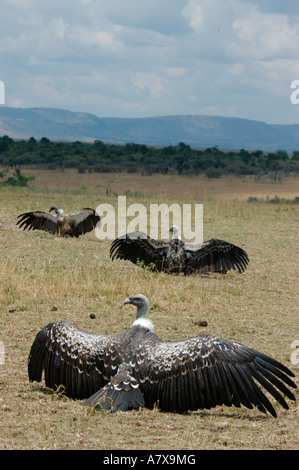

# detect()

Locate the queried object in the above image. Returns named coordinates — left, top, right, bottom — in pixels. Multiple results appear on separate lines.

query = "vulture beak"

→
left=124, top=297, right=132, bottom=305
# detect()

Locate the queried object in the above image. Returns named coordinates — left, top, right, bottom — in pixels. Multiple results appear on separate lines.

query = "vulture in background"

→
left=110, top=226, right=249, bottom=274
left=17, top=206, right=101, bottom=238
left=28, top=294, right=296, bottom=416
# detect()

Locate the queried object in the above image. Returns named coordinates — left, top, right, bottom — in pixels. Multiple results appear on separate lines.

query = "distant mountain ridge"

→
left=0, top=106, right=298, bottom=151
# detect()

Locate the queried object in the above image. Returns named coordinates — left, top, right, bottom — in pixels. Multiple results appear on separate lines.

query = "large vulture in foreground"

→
left=28, top=294, right=296, bottom=416
left=17, top=206, right=101, bottom=238
left=110, top=226, right=249, bottom=274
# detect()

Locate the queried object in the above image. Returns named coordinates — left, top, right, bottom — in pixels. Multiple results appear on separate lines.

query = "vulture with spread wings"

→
left=110, top=226, right=249, bottom=274
left=28, top=294, right=296, bottom=416
left=17, top=206, right=101, bottom=238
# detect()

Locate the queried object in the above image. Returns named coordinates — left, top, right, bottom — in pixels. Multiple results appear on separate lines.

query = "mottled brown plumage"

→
left=28, top=295, right=296, bottom=416
left=17, top=206, right=100, bottom=237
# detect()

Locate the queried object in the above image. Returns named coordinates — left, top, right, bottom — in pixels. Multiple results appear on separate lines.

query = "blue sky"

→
left=1, top=0, right=299, bottom=123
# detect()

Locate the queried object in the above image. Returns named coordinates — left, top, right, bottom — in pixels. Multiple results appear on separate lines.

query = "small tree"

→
left=2, top=168, right=35, bottom=187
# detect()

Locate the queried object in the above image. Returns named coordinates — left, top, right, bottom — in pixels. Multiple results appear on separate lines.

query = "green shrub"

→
left=2, top=168, right=35, bottom=187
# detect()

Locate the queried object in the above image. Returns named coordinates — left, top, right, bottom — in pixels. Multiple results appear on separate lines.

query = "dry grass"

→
left=0, top=170, right=298, bottom=450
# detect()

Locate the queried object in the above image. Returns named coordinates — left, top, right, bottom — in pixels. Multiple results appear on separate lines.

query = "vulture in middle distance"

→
left=17, top=206, right=101, bottom=238
left=28, top=294, right=297, bottom=416
left=110, top=226, right=249, bottom=274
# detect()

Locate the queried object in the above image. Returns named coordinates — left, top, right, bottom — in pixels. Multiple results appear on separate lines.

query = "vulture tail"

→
left=82, top=365, right=145, bottom=412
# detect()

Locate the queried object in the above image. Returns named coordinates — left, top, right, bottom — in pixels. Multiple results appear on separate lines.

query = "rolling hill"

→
left=0, top=106, right=298, bottom=151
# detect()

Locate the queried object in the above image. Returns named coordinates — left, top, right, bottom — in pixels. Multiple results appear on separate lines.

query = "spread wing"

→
left=136, top=334, right=296, bottom=416
left=110, top=231, right=169, bottom=271
left=17, top=211, right=59, bottom=235
left=184, top=238, right=249, bottom=273
left=28, top=321, right=124, bottom=399
left=29, top=324, right=297, bottom=416
left=69, top=208, right=101, bottom=237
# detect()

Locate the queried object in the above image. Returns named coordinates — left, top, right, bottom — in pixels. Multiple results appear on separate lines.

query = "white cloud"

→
left=105, top=0, right=191, bottom=35
left=182, top=0, right=205, bottom=31
left=0, top=0, right=298, bottom=123
left=227, top=63, right=246, bottom=75
left=231, top=8, right=299, bottom=60
left=132, top=72, right=168, bottom=98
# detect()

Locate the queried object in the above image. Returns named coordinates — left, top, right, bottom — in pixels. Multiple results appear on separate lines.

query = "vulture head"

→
left=124, top=294, right=154, bottom=330
left=169, top=225, right=181, bottom=241
left=49, top=206, right=63, bottom=215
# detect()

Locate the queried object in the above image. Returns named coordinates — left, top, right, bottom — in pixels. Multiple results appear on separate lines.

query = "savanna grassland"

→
left=0, top=169, right=298, bottom=450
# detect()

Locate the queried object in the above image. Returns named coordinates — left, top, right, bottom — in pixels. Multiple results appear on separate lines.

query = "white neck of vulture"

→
left=133, top=317, right=154, bottom=332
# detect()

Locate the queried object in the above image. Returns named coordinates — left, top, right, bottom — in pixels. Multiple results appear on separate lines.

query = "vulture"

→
left=17, top=206, right=101, bottom=238
left=110, top=226, right=249, bottom=274
left=28, top=294, right=297, bottom=417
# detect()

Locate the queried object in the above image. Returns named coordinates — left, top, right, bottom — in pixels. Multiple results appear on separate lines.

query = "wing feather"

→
left=28, top=321, right=124, bottom=399
left=138, top=334, right=296, bottom=415
left=69, top=208, right=101, bottom=237
left=110, top=231, right=169, bottom=271
left=17, top=211, right=59, bottom=235
left=184, top=238, right=249, bottom=273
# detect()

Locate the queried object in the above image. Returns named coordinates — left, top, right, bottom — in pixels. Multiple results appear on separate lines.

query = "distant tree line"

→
left=0, top=135, right=298, bottom=179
